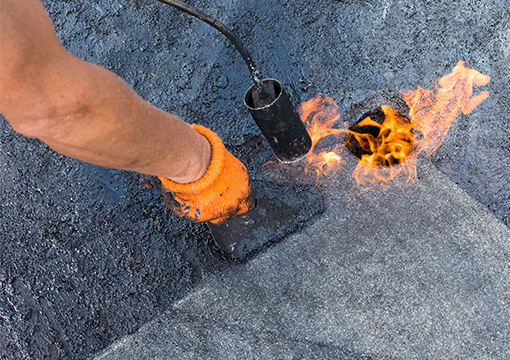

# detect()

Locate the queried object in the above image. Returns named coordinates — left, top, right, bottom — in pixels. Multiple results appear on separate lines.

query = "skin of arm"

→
left=0, top=0, right=211, bottom=183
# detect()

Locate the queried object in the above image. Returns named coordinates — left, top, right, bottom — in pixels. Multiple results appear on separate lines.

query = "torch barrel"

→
left=245, top=79, right=312, bottom=163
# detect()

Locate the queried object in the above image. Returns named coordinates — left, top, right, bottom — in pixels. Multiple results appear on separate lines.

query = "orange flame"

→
left=295, top=61, right=490, bottom=187
left=299, top=94, right=347, bottom=178
left=401, top=60, right=491, bottom=156
left=350, top=105, right=417, bottom=185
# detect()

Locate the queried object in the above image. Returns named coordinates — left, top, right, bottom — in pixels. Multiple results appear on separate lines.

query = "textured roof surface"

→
left=1, top=0, right=509, bottom=359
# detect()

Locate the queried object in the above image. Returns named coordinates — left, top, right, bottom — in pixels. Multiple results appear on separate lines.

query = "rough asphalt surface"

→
left=1, top=0, right=509, bottom=359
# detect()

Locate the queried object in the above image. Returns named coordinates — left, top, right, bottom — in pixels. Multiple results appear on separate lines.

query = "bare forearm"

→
left=31, top=59, right=211, bottom=182
left=2, top=57, right=211, bottom=182
left=0, top=0, right=211, bottom=183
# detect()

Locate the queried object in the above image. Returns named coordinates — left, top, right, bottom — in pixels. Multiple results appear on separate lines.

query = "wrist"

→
left=178, top=132, right=212, bottom=183
left=159, top=124, right=224, bottom=190
left=165, top=127, right=212, bottom=184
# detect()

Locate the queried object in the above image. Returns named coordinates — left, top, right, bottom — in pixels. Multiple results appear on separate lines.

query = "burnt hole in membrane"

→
left=346, top=106, right=413, bottom=167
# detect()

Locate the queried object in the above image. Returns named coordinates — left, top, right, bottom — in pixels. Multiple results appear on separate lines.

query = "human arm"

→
left=0, top=0, right=254, bottom=223
left=0, top=0, right=210, bottom=183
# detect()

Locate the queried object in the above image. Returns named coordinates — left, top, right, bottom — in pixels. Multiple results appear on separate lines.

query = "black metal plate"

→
left=207, top=180, right=323, bottom=258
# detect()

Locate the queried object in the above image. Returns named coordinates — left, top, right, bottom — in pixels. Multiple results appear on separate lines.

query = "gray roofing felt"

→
left=1, top=0, right=510, bottom=359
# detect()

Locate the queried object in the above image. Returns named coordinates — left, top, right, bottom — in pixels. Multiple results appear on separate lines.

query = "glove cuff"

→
left=158, top=124, right=225, bottom=193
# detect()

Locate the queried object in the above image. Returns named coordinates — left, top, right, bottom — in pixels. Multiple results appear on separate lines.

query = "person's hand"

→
left=158, top=124, right=254, bottom=224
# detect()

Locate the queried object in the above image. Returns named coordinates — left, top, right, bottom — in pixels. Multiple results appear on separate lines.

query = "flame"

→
left=401, top=60, right=491, bottom=156
left=298, top=94, right=346, bottom=178
left=294, top=61, right=490, bottom=187
left=350, top=105, right=417, bottom=185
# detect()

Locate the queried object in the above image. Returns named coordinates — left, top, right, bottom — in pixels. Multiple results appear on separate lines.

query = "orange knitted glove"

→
left=158, top=124, right=254, bottom=224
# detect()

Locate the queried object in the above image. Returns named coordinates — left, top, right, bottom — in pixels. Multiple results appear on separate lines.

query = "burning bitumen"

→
left=291, top=61, right=491, bottom=188
left=346, top=91, right=413, bottom=166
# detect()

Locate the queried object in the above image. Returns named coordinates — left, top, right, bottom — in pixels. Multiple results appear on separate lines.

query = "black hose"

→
left=156, top=0, right=268, bottom=97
